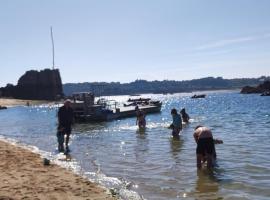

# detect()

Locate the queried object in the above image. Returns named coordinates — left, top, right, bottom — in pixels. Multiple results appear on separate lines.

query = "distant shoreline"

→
left=63, top=76, right=266, bottom=96
left=0, top=98, right=52, bottom=107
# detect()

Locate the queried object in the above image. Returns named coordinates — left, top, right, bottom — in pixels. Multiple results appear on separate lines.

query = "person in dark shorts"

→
left=193, top=125, right=216, bottom=169
left=57, top=99, right=74, bottom=153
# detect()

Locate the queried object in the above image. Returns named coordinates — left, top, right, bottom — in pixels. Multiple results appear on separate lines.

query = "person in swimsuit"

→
left=136, top=107, right=146, bottom=128
left=193, top=125, right=216, bottom=169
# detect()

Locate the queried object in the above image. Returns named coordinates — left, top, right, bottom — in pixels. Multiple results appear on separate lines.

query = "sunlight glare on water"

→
left=0, top=91, right=270, bottom=200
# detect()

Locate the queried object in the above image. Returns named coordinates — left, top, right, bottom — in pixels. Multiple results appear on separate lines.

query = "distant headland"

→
left=63, top=76, right=269, bottom=96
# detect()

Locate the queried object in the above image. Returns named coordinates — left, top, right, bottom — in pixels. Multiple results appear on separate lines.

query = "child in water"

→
left=170, top=108, right=183, bottom=138
left=136, top=106, right=146, bottom=128
left=180, top=108, right=190, bottom=123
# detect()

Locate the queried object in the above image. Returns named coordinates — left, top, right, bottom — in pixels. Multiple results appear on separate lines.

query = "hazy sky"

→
left=1, top=0, right=270, bottom=86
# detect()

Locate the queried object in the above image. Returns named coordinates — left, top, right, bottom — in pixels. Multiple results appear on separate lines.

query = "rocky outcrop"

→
left=240, top=81, right=270, bottom=94
left=0, top=69, right=63, bottom=100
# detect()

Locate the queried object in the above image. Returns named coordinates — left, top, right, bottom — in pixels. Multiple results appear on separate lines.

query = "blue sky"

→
left=0, top=0, right=270, bottom=86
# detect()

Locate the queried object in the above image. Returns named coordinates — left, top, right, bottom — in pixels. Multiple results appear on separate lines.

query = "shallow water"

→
left=0, top=91, right=270, bottom=200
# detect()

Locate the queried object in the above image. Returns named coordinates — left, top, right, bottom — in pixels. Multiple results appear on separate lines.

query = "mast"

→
left=50, top=26, right=55, bottom=69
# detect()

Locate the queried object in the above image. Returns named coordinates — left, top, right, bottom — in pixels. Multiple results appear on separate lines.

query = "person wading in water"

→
left=57, top=99, right=74, bottom=153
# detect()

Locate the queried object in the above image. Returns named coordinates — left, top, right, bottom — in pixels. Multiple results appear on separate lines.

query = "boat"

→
left=70, top=92, right=162, bottom=122
left=125, top=97, right=161, bottom=107
left=191, top=94, right=206, bottom=99
left=127, top=97, right=151, bottom=102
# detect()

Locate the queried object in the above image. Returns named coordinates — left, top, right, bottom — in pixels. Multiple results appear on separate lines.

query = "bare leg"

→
left=206, top=153, right=213, bottom=169
left=65, top=134, right=70, bottom=148
left=197, top=154, right=203, bottom=169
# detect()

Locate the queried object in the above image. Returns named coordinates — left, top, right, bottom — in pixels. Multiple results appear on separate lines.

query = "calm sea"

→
left=0, top=90, right=270, bottom=200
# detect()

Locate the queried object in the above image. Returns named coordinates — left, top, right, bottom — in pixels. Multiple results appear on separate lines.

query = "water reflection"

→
left=136, top=128, right=147, bottom=137
left=73, top=122, right=109, bottom=133
left=194, top=169, right=222, bottom=200
left=170, top=137, right=183, bottom=162
left=135, top=128, right=149, bottom=163
left=1, top=91, right=270, bottom=200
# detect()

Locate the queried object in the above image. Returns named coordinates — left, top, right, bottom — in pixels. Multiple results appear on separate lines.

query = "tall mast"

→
left=50, top=26, right=55, bottom=69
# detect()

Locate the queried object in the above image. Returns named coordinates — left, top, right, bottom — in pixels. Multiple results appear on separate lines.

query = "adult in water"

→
left=57, top=99, right=74, bottom=153
left=193, top=125, right=218, bottom=169
left=170, top=108, right=183, bottom=138
left=180, top=108, right=190, bottom=123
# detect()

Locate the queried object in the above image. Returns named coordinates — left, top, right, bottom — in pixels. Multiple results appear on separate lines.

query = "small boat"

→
left=124, top=98, right=161, bottom=107
left=127, top=97, right=151, bottom=102
left=129, top=94, right=141, bottom=96
left=191, top=94, right=206, bottom=99
left=70, top=92, right=162, bottom=122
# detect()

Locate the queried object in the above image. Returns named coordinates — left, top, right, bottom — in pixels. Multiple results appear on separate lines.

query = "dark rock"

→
left=240, top=81, right=270, bottom=94
left=0, top=105, right=7, bottom=110
left=0, top=69, right=63, bottom=100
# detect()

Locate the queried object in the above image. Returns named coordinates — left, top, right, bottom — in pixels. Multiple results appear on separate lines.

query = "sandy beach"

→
left=0, top=98, right=52, bottom=107
left=0, top=140, right=116, bottom=200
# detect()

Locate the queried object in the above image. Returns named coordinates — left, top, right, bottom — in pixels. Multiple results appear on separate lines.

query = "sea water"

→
left=0, top=90, right=270, bottom=200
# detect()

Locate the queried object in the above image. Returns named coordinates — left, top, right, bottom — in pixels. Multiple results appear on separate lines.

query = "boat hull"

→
left=74, top=105, right=161, bottom=122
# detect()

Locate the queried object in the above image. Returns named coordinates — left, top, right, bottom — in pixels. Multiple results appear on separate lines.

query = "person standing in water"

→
left=170, top=108, right=182, bottom=138
left=135, top=106, right=146, bottom=129
left=180, top=108, right=190, bottom=123
left=57, top=99, right=74, bottom=153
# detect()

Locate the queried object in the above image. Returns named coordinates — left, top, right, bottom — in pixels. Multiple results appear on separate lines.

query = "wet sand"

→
left=0, top=98, right=52, bottom=107
left=0, top=140, right=116, bottom=200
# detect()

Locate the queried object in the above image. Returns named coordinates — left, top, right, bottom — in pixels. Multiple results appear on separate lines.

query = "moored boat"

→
left=70, top=92, right=162, bottom=122
left=191, top=94, right=206, bottom=99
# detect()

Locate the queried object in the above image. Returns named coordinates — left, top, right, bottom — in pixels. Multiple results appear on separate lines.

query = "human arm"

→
left=179, top=116, right=183, bottom=130
left=193, top=132, right=199, bottom=143
left=214, top=139, right=223, bottom=144
left=57, top=107, right=61, bottom=124
left=193, top=128, right=200, bottom=143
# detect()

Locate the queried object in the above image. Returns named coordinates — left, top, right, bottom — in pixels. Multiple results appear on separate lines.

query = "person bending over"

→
left=193, top=125, right=216, bottom=169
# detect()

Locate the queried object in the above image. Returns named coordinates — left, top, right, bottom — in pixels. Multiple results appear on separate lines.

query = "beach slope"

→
left=0, top=140, right=116, bottom=200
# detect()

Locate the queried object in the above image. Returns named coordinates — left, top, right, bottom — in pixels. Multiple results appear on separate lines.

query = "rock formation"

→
left=0, top=69, right=63, bottom=100
left=240, top=81, right=270, bottom=94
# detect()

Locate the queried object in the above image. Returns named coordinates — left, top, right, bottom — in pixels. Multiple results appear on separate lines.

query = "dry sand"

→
left=0, top=98, right=52, bottom=107
left=0, top=140, right=116, bottom=200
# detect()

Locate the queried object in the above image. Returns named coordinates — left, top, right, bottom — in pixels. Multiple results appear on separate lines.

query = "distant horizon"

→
left=64, top=74, right=269, bottom=84
left=1, top=1, right=270, bottom=87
